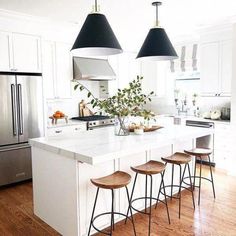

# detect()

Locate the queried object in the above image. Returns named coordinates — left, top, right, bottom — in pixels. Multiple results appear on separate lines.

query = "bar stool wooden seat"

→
left=88, top=171, right=136, bottom=236
left=128, top=160, right=170, bottom=236
left=131, top=160, right=165, bottom=175
left=160, top=152, right=195, bottom=219
left=184, top=148, right=216, bottom=205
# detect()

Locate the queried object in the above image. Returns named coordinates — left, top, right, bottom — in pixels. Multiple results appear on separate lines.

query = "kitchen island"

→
left=30, top=125, right=213, bottom=236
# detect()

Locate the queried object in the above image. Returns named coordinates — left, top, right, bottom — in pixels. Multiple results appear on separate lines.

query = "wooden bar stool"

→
left=88, top=171, right=136, bottom=236
left=160, top=152, right=195, bottom=219
left=184, top=148, right=216, bottom=205
left=128, top=160, right=170, bottom=236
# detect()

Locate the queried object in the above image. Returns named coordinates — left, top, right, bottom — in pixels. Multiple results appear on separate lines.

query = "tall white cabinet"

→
left=0, top=31, right=41, bottom=73
left=200, top=39, right=232, bottom=97
left=42, top=41, right=72, bottom=100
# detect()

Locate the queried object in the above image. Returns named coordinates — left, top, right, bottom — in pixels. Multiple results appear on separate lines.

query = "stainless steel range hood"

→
left=73, top=57, right=116, bottom=81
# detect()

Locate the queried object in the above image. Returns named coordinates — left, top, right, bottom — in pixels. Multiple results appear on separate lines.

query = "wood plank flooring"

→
left=0, top=166, right=236, bottom=236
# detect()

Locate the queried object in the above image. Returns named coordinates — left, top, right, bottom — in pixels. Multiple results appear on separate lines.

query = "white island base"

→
left=30, top=125, right=213, bottom=236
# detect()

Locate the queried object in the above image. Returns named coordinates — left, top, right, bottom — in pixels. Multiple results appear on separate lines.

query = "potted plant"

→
left=74, top=76, right=155, bottom=136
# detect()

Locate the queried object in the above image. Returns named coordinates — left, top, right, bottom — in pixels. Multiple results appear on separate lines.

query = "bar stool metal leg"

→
left=161, top=172, right=171, bottom=224
left=178, top=164, right=182, bottom=219
left=187, top=163, right=195, bottom=209
left=148, top=175, right=153, bottom=236
left=198, top=158, right=203, bottom=205
left=208, top=155, right=216, bottom=198
left=125, top=186, right=137, bottom=236
left=145, top=175, right=148, bottom=213
left=88, top=188, right=100, bottom=236
left=125, top=173, right=138, bottom=223
left=171, top=164, right=174, bottom=200
left=111, top=190, right=115, bottom=233
left=193, top=157, right=197, bottom=190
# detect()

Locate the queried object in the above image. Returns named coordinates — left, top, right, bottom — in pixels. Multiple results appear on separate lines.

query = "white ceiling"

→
left=0, top=0, right=236, bottom=49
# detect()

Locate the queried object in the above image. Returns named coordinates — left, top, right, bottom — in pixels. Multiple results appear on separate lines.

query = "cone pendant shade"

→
left=71, top=13, right=123, bottom=56
left=136, top=1, right=178, bottom=61
left=137, top=27, right=178, bottom=60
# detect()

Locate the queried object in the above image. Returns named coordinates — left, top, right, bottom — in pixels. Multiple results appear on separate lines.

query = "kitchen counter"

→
left=30, top=125, right=213, bottom=236
left=30, top=125, right=213, bottom=165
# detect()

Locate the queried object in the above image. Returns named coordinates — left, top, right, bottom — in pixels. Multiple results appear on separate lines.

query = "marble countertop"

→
left=30, top=125, right=214, bottom=165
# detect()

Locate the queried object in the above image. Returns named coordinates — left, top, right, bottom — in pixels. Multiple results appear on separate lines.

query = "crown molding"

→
left=0, top=8, right=78, bottom=29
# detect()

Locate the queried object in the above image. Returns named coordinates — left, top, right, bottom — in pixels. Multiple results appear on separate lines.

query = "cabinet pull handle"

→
left=55, top=130, right=62, bottom=133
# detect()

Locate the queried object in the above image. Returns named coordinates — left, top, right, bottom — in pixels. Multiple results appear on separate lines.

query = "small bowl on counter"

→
left=134, top=128, right=144, bottom=135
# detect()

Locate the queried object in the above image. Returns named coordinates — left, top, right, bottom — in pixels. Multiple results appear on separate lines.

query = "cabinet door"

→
left=42, top=41, right=56, bottom=99
left=200, top=42, right=220, bottom=96
left=141, top=60, right=168, bottom=97
left=12, top=33, right=41, bottom=73
left=220, top=40, right=232, bottom=96
left=0, top=31, right=12, bottom=71
left=118, top=52, right=141, bottom=89
left=55, top=42, right=72, bottom=99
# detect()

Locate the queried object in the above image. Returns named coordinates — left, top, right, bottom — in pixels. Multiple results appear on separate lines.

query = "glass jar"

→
left=114, top=116, right=130, bottom=136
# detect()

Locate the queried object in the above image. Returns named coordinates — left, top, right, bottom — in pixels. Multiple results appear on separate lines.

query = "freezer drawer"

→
left=0, top=145, right=32, bottom=186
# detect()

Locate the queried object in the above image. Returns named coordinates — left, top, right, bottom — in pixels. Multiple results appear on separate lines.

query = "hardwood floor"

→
left=0, top=166, right=236, bottom=236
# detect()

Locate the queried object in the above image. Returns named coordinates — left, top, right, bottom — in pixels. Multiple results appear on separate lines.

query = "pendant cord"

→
left=156, top=5, right=158, bottom=24
left=95, top=0, right=98, bottom=12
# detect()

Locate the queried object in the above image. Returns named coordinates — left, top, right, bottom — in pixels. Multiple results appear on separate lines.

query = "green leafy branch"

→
left=74, top=76, right=155, bottom=120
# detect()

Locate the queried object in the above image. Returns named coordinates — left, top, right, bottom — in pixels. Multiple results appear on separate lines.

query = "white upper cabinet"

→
left=0, top=32, right=12, bottom=71
left=42, top=41, right=72, bottom=100
left=55, top=42, right=72, bottom=99
left=220, top=40, right=232, bottom=96
left=42, top=41, right=56, bottom=99
left=12, top=33, right=41, bottom=73
left=200, top=39, right=232, bottom=97
left=200, top=42, right=220, bottom=96
left=0, top=31, right=41, bottom=73
left=141, top=60, right=168, bottom=97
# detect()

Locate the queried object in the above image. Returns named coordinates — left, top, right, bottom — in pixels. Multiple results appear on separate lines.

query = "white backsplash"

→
left=46, top=80, right=101, bottom=124
left=146, top=96, right=231, bottom=117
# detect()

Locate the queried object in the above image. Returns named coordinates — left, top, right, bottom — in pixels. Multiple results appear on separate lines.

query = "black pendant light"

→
left=137, top=2, right=178, bottom=61
left=71, top=0, right=123, bottom=56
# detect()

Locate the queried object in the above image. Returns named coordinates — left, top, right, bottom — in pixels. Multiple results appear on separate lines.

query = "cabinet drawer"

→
left=47, top=124, right=87, bottom=137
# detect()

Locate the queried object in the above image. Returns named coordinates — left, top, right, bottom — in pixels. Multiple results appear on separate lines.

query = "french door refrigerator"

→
left=0, top=72, right=44, bottom=186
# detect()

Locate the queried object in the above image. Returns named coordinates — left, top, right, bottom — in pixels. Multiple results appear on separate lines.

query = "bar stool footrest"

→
left=91, top=212, right=133, bottom=235
left=131, top=196, right=167, bottom=215
left=160, top=184, right=193, bottom=199
left=182, top=176, right=214, bottom=188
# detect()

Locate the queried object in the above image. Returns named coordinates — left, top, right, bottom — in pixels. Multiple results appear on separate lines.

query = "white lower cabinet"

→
left=42, top=41, right=73, bottom=100
left=78, top=160, right=115, bottom=236
left=46, top=124, right=86, bottom=137
left=214, top=122, right=231, bottom=170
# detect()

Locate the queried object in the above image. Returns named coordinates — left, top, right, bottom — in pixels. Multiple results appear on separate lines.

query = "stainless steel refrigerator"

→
left=0, top=72, right=44, bottom=186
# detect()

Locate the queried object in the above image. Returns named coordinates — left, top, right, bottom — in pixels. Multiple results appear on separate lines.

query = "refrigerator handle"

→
left=10, top=84, right=17, bottom=136
left=17, top=84, right=24, bottom=135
